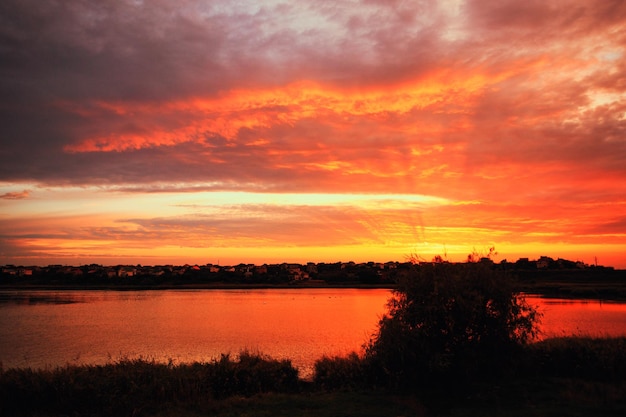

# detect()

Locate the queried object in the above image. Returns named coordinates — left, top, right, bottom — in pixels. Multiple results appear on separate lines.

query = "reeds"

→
left=524, top=336, right=626, bottom=381
left=3, top=340, right=626, bottom=416
left=313, top=352, right=367, bottom=390
left=0, top=351, right=299, bottom=416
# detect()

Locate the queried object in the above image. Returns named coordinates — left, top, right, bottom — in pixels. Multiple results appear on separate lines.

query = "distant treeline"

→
left=1, top=257, right=624, bottom=293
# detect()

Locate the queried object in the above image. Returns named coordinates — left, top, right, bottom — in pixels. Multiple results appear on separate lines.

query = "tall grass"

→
left=2, top=339, right=626, bottom=416
left=313, top=352, right=367, bottom=390
left=0, top=351, right=299, bottom=417
left=524, top=336, right=626, bottom=381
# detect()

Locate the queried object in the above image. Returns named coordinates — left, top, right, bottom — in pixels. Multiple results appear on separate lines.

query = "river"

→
left=1, top=289, right=625, bottom=377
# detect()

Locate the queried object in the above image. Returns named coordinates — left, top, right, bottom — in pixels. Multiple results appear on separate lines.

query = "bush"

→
left=313, top=352, right=367, bottom=390
left=0, top=352, right=300, bottom=416
left=209, top=351, right=300, bottom=398
left=365, top=262, right=539, bottom=390
left=526, top=337, right=626, bottom=381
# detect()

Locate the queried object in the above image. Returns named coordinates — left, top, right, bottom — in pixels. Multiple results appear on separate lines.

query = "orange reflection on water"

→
left=525, top=295, right=626, bottom=340
left=0, top=289, right=391, bottom=379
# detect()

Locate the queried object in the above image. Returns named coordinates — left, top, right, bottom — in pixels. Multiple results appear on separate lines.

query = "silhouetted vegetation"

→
left=0, top=352, right=299, bottom=416
left=313, top=353, right=366, bottom=391
left=524, top=337, right=626, bottom=381
left=307, top=261, right=626, bottom=413
left=3, top=258, right=626, bottom=301
left=3, top=340, right=626, bottom=416
left=364, top=261, right=539, bottom=391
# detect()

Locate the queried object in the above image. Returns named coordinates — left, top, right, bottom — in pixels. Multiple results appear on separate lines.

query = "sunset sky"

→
left=1, top=0, right=625, bottom=267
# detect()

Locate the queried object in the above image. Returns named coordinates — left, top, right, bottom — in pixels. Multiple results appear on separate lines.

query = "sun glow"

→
left=3, top=182, right=624, bottom=268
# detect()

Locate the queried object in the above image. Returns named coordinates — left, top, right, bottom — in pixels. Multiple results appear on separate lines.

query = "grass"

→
left=2, top=338, right=626, bottom=416
left=0, top=351, right=299, bottom=416
left=524, top=337, right=626, bottom=381
left=162, top=392, right=425, bottom=417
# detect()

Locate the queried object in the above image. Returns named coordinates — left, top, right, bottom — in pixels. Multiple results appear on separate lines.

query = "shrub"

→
left=313, top=352, right=366, bottom=390
left=208, top=351, right=300, bottom=398
left=0, top=353, right=300, bottom=416
left=526, top=337, right=626, bottom=381
left=365, top=262, right=539, bottom=390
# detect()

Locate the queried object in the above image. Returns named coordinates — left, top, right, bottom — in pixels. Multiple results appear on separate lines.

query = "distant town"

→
left=0, top=256, right=620, bottom=288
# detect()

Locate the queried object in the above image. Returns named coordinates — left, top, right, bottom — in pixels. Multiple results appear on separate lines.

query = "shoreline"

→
left=0, top=282, right=396, bottom=292
left=2, top=267, right=626, bottom=300
left=3, top=282, right=626, bottom=301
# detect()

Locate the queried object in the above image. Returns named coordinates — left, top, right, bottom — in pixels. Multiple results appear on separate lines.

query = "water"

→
left=529, top=296, right=626, bottom=339
left=0, top=289, right=389, bottom=377
left=1, top=289, right=625, bottom=377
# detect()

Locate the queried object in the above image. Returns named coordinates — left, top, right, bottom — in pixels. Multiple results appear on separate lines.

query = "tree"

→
left=365, top=260, right=539, bottom=390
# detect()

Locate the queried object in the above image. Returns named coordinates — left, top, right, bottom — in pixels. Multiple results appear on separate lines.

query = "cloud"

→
left=583, top=215, right=626, bottom=235
left=0, top=190, right=30, bottom=200
left=1, top=0, right=625, bottom=266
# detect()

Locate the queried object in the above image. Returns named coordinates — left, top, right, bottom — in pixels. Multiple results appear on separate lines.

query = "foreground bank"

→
left=2, top=337, right=626, bottom=416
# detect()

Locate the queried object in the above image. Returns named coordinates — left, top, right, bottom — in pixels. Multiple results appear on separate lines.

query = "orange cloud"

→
left=0, top=190, right=30, bottom=200
left=62, top=67, right=513, bottom=154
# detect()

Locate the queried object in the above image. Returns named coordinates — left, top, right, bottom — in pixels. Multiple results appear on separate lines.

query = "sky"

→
left=1, top=0, right=625, bottom=268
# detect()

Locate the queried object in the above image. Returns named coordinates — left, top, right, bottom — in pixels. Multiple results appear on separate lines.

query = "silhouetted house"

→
left=514, top=258, right=534, bottom=269
left=173, top=266, right=187, bottom=275
left=146, top=267, right=165, bottom=277
left=282, top=263, right=308, bottom=280
left=61, top=266, right=83, bottom=276
left=384, top=262, right=398, bottom=269
left=117, top=266, right=136, bottom=278
left=557, top=258, right=577, bottom=269
left=2, top=267, right=18, bottom=275
left=537, top=256, right=554, bottom=269
left=254, top=265, right=268, bottom=274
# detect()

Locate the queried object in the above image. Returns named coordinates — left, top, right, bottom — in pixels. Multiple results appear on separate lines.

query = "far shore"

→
left=0, top=281, right=396, bottom=291
left=3, top=264, right=626, bottom=301
left=2, top=277, right=626, bottom=301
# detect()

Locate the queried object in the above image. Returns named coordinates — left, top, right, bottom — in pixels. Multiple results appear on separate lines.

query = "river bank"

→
left=2, top=338, right=626, bottom=417
left=3, top=263, right=625, bottom=300
left=2, top=274, right=626, bottom=301
left=515, top=268, right=626, bottom=301
left=0, top=281, right=395, bottom=292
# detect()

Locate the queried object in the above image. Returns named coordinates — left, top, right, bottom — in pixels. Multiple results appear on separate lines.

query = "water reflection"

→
left=1, top=290, right=625, bottom=378
left=0, top=291, right=85, bottom=305
left=0, top=289, right=390, bottom=378
left=524, top=295, right=626, bottom=339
